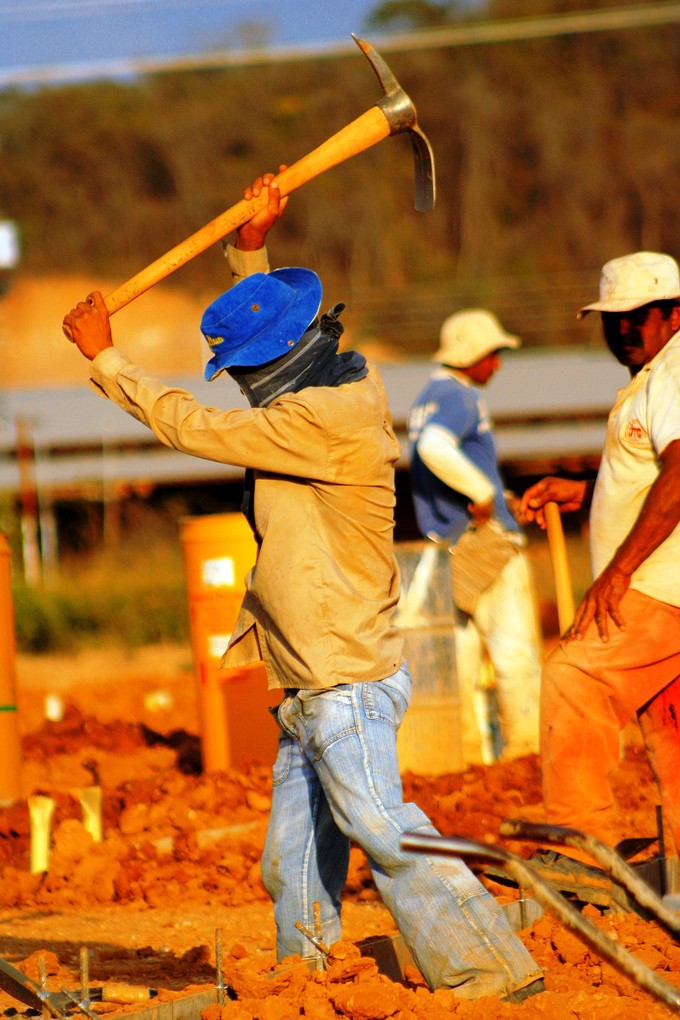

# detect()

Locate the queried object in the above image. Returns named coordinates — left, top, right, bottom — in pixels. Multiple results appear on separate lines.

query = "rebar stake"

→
left=518, top=889, right=528, bottom=930
left=294, top=903, right=330, bottom=972
left=38, top=954, right=49, bottom=1020
left=79, top=947, right=89, bottom=1006
left=214, top=928, right=226, bottom=1006
left=657, top=805, right=667, bottom=899
left=313, top=901, right=326, bottom=972
left=59, top=988, right=99, bottom=1020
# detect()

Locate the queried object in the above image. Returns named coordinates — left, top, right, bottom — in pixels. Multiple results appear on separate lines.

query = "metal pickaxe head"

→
left=352, top=35, right=436, bottom=212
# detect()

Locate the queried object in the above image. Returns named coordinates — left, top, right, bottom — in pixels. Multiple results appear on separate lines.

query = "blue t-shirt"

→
left=408, top=372, right=518, bottom=543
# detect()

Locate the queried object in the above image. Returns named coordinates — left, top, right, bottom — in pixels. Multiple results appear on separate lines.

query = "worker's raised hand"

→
left=565, top=563, right=630, bottom=643
left=236, top=167, right=289, bottom=252
left=518, top=477, right=588, bottom=529
left=62, top=291, right=113, bottom=360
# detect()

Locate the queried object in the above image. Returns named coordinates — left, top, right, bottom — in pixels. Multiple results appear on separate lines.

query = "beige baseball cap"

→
left=433, top=309, right=520, bottom=368
left=578, top=251, right=680, bottom=318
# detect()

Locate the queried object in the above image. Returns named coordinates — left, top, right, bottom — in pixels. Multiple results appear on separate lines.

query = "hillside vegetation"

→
left=1, top=0, right=679, bottom=355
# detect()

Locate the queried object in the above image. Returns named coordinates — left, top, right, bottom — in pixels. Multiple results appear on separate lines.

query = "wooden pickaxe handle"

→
left=103, top=105, right=391, bottom=316
left=544, top=501, right=575, bottom=632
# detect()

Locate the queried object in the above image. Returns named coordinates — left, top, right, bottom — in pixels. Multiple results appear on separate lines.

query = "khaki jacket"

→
left=90, top=350, right=404, bottom=690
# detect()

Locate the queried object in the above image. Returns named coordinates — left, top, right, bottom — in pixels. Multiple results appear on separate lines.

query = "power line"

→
left=375, top=1, right=680, bottom=50
left=2, top=2, right=680, bottom=87
left=0, top=0, right=245, bottom=19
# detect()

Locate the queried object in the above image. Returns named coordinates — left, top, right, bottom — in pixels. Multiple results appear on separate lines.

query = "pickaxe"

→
left=69, top=36, right=435, bottom=329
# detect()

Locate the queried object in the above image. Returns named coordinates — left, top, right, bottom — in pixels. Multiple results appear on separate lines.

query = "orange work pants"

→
left=541, top=589, right=680, bottom=854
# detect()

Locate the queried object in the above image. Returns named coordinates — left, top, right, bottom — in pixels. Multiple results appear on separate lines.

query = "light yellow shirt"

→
left=89, top=312, right=404, bottom=691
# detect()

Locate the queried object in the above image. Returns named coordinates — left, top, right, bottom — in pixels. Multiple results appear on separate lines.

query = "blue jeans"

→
left=261, top=665, right=541, bottom=998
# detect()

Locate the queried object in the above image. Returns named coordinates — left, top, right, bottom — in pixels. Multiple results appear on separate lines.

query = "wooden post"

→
left=16, top=416, right=41, bottom=586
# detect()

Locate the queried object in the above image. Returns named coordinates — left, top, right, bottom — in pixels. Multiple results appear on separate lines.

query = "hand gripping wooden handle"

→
left=103, top=105, right=390, bottom=316
left=544, top=501, right=575, bottom=633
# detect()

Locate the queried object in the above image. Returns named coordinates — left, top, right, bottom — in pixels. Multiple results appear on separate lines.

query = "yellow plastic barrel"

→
left=0, top=534, right=22, bottom=805
left=180, top=512, right=277, bottom=772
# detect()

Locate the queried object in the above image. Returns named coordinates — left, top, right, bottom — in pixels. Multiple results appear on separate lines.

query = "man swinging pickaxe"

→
left=63, top=35, right=434, bottom=336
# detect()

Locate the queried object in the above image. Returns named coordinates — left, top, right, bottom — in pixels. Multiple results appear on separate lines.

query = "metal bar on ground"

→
left=401, top=831, right=680, bottom=1014
left=499, top=818, right=680, bottom=940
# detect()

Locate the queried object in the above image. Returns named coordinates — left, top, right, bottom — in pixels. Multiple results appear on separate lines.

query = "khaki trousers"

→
left=541, top=589, right=680, bottom=855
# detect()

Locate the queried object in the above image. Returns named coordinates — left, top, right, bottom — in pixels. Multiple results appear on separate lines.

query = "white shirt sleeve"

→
left=417, top=423, right=496, bottom=505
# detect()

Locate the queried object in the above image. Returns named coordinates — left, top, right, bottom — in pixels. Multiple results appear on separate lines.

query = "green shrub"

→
left=11, top=584, right=70, bottom=653
left=9, top=520, right=191, bottom=654
left=11, top=576, right=189, bottom=654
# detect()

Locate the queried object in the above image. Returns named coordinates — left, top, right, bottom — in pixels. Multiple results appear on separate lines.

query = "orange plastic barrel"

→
left=180, top=512, right=277, bottom=772
left=0, top=534, right=22, bottom=805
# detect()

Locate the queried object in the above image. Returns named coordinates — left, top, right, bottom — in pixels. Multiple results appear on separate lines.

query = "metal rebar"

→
left=313, top=902, right=326, bottom=971
left=38, top=955, right=49, bottom=1020
left=401, top=831, right=680, bottom=1015
left=79, top=947, right=89, bottom=1006
left=59, top=988, right=99, bottom=1020
left=294, top=920, right=330, bottom=956
left=214, top=928, right=225, bottom=1006
left=499, top=819, right=680, bottom=940
left=657, top=806, right=667, bottom=899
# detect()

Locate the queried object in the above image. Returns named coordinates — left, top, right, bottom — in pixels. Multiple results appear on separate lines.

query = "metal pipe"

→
left=214, top=928, right=225, bottom=1006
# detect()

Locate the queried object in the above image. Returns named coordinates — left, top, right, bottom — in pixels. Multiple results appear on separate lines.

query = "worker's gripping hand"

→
left=518, top=477, right=588, bottom=529
left=62, top=291, right=113, bottom=360
left=236, top=167, right=289, bottom=252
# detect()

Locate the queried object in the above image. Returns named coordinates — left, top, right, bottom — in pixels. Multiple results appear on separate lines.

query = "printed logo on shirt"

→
left=478, top=399, right=492, bottom=434
left=408, top=400, right=439, bottom=439
left=624, top=418, right=647, bottom=446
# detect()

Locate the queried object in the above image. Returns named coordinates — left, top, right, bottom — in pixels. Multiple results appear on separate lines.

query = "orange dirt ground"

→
left=1, top=644, right=679, bottom=1020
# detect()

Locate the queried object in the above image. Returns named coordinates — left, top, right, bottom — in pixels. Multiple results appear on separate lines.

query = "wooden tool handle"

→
left=103, top=105, right=390, bottom=316
left=544, top=500, right=575, bottom=633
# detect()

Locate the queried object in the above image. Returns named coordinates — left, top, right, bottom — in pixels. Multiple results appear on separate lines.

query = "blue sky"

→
left=0, top=0, right=408, bottom=81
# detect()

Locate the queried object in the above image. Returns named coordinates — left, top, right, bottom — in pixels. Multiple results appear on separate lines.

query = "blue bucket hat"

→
left=201, top=267, right=323, bottom=381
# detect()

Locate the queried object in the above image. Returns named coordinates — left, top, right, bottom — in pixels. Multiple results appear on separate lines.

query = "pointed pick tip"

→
left=415, top=194, right=436, bottom=213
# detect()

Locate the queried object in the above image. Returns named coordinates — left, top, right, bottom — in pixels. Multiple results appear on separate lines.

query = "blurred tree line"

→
left=1, top=0, right=679, bottom=355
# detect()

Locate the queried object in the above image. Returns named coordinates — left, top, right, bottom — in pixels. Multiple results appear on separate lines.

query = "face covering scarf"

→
left=228, top=303, right=367, bottom=408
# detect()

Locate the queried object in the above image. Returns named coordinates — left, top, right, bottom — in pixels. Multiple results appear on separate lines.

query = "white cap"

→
left=579, top=251, right=680, bottom=318
left=433, top=309, right=520, bottom=368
